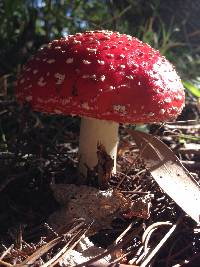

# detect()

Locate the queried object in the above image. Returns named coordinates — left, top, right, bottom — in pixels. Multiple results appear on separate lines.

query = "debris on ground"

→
left=0, top=91, right=199, bottom=266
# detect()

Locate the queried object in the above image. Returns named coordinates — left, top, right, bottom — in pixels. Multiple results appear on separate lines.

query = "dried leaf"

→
left=96, top=143, right=114, bottom=188
left=49, top=184, right=131, bottom=235
left=123, top=195, right=151, bottom=220
left=129, top=130, right=200, bottom=223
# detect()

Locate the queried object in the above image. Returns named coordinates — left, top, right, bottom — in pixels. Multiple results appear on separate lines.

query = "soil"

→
left=0, top=91, right=199, bottom=266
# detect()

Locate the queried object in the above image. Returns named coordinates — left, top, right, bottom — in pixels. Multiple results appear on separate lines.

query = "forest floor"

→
left=0, top=92, right=199, bottom=267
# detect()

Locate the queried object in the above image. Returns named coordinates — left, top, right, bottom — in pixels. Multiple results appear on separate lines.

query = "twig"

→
left=128, top=246, right=144, bottom=265
left=116, top=169, right=146, bottom=189
left=142, top=222, right=173, bottom=244
left=0, top=245, right=14, bottom=261
left=167, top=120, right=199, bottom=125
left=88, top=261, right=138, bottom=267
left=120, top=190, right=152, bottom=195
left=165, top=123, right=200, bottom=130
left=114, top=223, right=133, bottom=245
left=140, top=218, right=181, bottom=267
left=17, top=220, right=88, bottom=266
left=141, top=224, right=177, bottom=267
left=41, top=227, right=88, bottom=267
left=75, top=225, right=143, bottom=267
left=129, top=222, right=173, bottom=265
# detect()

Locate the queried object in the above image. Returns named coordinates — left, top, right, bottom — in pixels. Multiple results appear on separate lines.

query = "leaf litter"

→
left=0, top=93, right=200, bottom=266
left=129, top=129, right=200, bottom=223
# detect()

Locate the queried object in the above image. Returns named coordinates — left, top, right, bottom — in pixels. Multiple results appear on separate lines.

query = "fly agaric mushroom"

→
left=16, top=30, right=185, bottom=177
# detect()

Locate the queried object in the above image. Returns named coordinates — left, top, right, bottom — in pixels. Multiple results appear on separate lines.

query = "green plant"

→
left=182, top=81, right=200, bottom=98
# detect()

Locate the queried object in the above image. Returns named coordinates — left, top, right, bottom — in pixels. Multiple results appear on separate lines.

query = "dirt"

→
left=0, top=93, right=199, bottom=266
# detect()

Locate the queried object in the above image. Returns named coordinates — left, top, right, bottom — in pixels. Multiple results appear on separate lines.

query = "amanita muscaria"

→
left=16, top=30, right=185, bottom=177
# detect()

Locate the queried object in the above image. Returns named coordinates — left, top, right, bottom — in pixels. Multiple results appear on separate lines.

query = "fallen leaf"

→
left=96, top=143, right=114, bottom=188
left=123, top=195, right=152, bottom=220
left=49, top=184, right=131, bottom=235
left=129, top=130, right=200, bottom=223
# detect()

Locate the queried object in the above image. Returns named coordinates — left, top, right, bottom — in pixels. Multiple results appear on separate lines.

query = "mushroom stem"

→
left=79, top=117, right=119, bottom=177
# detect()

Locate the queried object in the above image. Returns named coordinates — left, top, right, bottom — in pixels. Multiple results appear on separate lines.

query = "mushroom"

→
left=16, top=30, right=185, bottom=179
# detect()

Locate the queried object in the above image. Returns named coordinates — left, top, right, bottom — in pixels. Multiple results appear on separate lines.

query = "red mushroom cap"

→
left=16, top=30, right=185, bottom=123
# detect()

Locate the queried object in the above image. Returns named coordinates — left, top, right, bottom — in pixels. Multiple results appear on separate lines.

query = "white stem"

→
left=79, top=117, right=119, bottom=177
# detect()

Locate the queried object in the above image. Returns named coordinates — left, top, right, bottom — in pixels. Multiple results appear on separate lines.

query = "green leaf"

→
left=182, top=80, right=200, bottom=98
left=177, top=134, right=200, bottom=142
